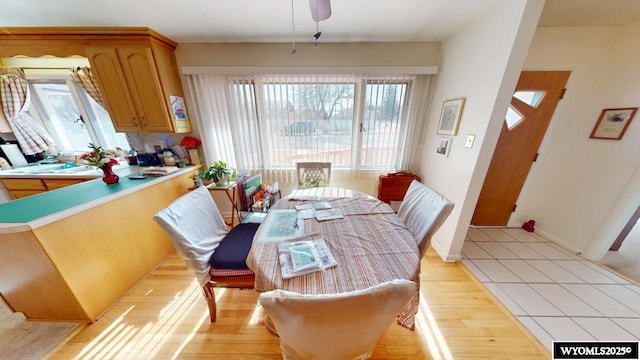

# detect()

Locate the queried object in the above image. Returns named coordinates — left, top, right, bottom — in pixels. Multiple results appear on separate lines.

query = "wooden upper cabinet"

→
left=0, top=27, right=192, bottom=134
left=118, top=47, right=171, bottom=132
left=85, top=43, right=191, bottom=133
left=84, top=47, right=142, bottom=131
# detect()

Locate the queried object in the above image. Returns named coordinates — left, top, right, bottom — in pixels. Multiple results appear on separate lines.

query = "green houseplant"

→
left=199, top=160, right=233, bottom=186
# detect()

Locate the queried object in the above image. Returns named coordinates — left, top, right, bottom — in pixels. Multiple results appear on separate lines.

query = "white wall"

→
left=513, top=20, right=640, bottom=259
left=418, top=0, right=544, bottom=261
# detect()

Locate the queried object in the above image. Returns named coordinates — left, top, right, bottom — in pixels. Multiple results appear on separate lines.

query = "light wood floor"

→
left=50, top=247, right=550, bottom=359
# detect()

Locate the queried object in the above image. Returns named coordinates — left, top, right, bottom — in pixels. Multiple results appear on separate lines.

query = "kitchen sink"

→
left=52, top=165, right=94, bottom=174
left=3, top=163, right=93, bottom=174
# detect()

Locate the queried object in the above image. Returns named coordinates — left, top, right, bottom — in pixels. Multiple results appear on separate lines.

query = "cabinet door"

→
left=1, top=178, right=46, bottom=191
left=117, top=47, right=174, bottom=132
left=43, top=178, right=87, bottom=190
left=85, top=47, right=142, bottom=132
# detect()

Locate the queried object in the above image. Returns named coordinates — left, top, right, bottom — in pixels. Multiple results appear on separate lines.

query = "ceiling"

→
left=1, top=0, right=640, bottom=43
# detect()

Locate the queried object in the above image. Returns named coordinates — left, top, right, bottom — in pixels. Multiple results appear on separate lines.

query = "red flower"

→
left=180, top=136, right=202, bottom=149
left=107, top=158, right=119, bottom=166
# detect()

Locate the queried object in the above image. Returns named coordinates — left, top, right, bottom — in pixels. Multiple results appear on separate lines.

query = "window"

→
left=29, top=79, right=129, bottom=152
left=200, top=74, right=416, bottom=172
left=505, top=90, right=545, bottom=130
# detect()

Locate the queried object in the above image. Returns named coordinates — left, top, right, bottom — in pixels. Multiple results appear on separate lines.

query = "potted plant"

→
left=199, top=160, right=233, bottom=186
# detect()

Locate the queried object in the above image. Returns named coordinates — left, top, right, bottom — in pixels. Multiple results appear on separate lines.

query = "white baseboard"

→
left=534, top=227, right=584, bottom=256
left=431, top=240, right=461, bottom=262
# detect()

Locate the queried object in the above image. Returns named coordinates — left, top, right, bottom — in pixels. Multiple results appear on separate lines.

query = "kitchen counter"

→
left=0, top=165, right=197, bottom=322
left=0, top=164, right=182, bottom=230
left=0, top=162, right=111, bottom=179
left=0, top=162, right=138, bottom=200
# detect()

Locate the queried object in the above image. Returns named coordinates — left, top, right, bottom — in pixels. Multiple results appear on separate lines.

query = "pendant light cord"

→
left=291, top=0, right=297, bottom=54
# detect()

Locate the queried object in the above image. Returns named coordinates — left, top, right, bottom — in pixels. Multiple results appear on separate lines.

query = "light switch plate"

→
left=465, top=134, right=475, bottom=148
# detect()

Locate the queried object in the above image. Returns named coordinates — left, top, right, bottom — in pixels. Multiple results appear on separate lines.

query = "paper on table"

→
left=295, top=203, right=313, bottom=210
left=312, top=201, right=332, bottom=210
left=255, top=209, right=304, bottom=243
left=289, top=241, right=321, bottom=272
left=314, top=208, right=343, bottom=221
left=295, top=201, right=332, bottom=210
left=298, top=209, right=314, bottom=219
left=277, top=237, right=337, bottom=279
left=140, top=166, right=180, bottom=176
left=286, top=195, right=321, bottom=201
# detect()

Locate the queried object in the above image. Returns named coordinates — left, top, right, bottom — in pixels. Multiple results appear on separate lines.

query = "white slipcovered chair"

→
left=258, top=279, right=417, bottom=360
left=397, top=180, right=454, bottom=258
left=296, top=162, right=331, bottom=189
left=153, top=185, right=259, bottom=322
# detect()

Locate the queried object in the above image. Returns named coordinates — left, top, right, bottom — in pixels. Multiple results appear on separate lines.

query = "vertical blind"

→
left=187, top=73, right=431, bottom=181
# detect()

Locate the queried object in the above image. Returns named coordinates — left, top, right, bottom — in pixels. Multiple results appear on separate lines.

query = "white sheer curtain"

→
left=401, top=75, right=432, bottom=171
left=186, top=73, right=431, bottom=183
left=187, top=74, right=239, bottom=168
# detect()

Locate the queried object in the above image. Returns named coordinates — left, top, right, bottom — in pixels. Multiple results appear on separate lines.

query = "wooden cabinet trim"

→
left=0, top=28, right=175, bottom=58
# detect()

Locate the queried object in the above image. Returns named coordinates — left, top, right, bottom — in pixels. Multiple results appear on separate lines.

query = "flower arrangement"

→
left=81, top=143, right=119, bottom=168
left=180, top=136, right=202, bottom=149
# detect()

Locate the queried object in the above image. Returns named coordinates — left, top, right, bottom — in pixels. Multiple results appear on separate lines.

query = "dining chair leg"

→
left=203, top=283, right=217, bottom=322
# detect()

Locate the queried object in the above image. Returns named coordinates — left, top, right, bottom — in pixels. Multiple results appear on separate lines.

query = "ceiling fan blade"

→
left=309, top=0, right=331, bottom=21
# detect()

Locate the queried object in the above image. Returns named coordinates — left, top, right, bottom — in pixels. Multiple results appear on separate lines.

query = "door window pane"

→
left=505, top=106, right=524, bottom=130
left=513, top=91, right=544, bottom=107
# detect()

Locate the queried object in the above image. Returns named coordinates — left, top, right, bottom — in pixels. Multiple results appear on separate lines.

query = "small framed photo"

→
left=589, top=107, right=637, bottom=140
left=437, top=98, right=465, bottom=136
left=436, top=137, right=451, bottom=157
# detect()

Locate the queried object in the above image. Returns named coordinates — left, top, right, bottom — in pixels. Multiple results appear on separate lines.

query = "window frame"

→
left=28, top=76, right=128, bottom=153
left=232, top=75, right=413, bottom=172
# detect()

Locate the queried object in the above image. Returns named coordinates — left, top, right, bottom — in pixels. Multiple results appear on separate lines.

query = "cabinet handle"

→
left=141, top=116, right=147, bottom=126
left=132, top=117, right=138, bottom=126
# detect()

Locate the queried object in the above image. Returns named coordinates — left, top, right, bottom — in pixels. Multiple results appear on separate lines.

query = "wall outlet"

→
left=465, top=134, right=475, bottom=148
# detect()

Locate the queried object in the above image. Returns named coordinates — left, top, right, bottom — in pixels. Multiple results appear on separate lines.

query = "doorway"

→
left=600, top=205, right=640, bottom=284
left=471, top=71, right=571, bottom=226
left=601, top=216, right=640, bottom=284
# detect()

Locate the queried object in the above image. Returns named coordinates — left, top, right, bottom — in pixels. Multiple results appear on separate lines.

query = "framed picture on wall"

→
left=437, top=98, right=466, bottom=136
left=436, top=137, right=451, bottom=157
left=589, top=107, right=638, bottom=140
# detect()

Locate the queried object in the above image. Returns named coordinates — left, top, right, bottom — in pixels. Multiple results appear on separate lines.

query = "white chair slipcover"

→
left=153, top=185, right=228, bottom=287
left=258, top=279, right=417, bottom=360
left=397, top=180, right=454, bottom=258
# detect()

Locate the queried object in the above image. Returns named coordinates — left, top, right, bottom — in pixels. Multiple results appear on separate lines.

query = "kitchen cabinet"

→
left=85, top=42, right=191, bottom=133
left=1, top=177, right=89, bottom=199
left=0, top=167, right=195, bottom=322
left=0, top=27, right=192, bottom=134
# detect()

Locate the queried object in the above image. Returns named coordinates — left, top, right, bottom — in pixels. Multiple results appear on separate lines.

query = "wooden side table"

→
left=206, top=181, right=238, bottom=227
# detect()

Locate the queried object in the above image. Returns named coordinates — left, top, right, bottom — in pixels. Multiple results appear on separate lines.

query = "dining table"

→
left=246, top=187, right=421, bottom=331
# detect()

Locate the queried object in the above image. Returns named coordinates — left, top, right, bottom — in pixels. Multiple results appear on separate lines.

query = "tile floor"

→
left=461, top=227, right=640, bottom=351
